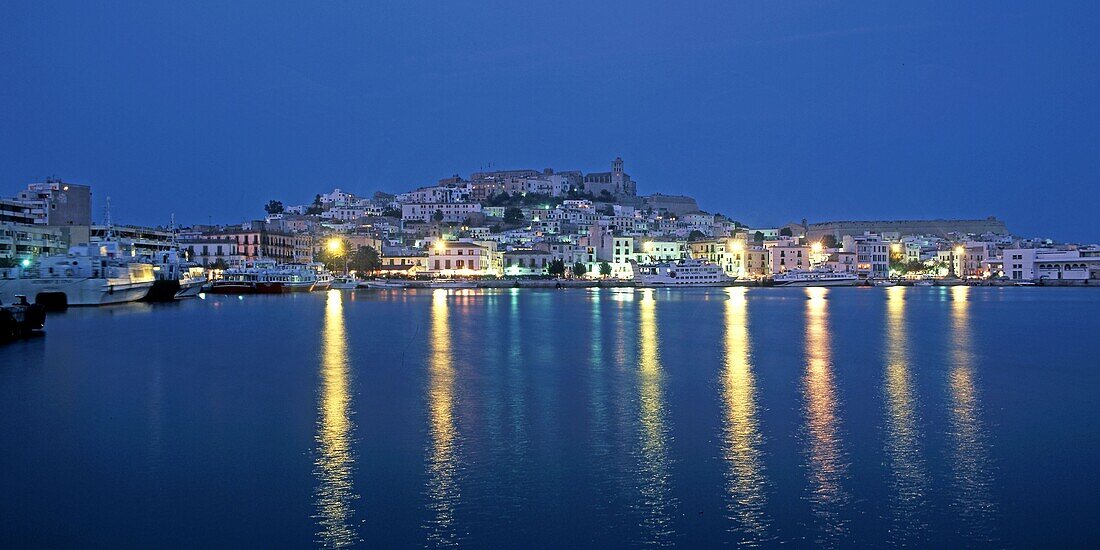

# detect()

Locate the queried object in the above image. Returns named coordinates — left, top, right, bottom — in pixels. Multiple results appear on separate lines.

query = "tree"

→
left=305, top=194, right=324, bottom=215
left=548, top=259, right=566, bottom=277
left=753, top=231, right=765, bottom=243
left=822, top=234, right=839, bottom=249
left=0, top=257, right=18, bottom=269
left=599, top=261, right=612, bottom=277
left=264, top=200, right=284, bottom=215
left=688, top=230, right=706, bottom=242
left=210, top=258, right=229, bottom=270
left=572, top=262, right=587, bottom=278
left=349, top=245, right=380, bottom=274
left=779, top=227, right=793, bottom=237
left=380, top=207, right=401, bottom=218
left=597, top=189, right=614, bottom=202
left=503, top=207, right=524, bottom=224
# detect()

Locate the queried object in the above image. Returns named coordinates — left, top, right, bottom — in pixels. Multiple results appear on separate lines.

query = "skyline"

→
left=2, top=1, right=1098, bottom=241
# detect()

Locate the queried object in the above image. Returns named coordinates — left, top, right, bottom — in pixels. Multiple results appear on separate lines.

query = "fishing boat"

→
left=144, top=249, right=207, bottom=300
left=331, top=277, right=359, bottom=290
left=362, top=279, right=411, bottom=290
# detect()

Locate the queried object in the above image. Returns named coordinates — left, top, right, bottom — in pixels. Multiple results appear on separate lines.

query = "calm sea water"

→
left=1, top=287, right=1097, bottom=548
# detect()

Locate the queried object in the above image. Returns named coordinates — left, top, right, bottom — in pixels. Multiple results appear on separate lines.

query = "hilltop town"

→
left=1, top=158, right=1097, bottom=284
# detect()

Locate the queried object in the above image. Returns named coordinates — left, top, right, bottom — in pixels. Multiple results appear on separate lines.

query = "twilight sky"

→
left=2, top=1, right=1097, bottom=241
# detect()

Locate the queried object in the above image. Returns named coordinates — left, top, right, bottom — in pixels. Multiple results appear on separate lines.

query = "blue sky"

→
left=2, top=1, right=1097, bottom=241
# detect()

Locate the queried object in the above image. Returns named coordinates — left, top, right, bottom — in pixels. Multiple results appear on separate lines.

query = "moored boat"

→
left=0, top=242, right=155, bottom=307
left=633, top=259, right=732, bottom=287
left=771, top=269, right=859, bottom=287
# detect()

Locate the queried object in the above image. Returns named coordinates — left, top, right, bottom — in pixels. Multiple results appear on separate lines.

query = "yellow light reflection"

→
left=637, top=289, right=675, bottom=544
left=425, top=289, right=460, bottom=547
left=883, top=286, right=928, bottom=540
left=948, top=285, right=995, bottom=541
left=802, top=287, right=848, bottom=539
left=314, top=289, right=358, bottom=547
left=720, top=288, right=769, bottom=541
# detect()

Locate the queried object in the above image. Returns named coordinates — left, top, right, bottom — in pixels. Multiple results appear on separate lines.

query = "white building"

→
left=1001, top=247, right=1100, bottom=282
left=402, top=202, right=482, bottom=223
left=842, top=232, right=890, bottom=279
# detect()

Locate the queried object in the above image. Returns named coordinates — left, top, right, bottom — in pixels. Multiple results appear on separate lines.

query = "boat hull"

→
left=772, top=279, right=859, bottom=287
left=0, top=277, right=153, bottom=306
left=206, top=282, right=257, bottom=294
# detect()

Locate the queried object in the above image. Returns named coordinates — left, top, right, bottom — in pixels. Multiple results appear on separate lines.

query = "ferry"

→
left=206, top=261, right=317, bottom=294
left=633, top=259, right=732, bottom=287
left=771, top=269, right=859, bottom=287
left=0, top=242, right=156, bottom=307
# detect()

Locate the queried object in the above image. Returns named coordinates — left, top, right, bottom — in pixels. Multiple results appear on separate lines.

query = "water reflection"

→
left=801, top=287, right=848, bottom=542
left=883, top=286, right=928, bottom=543
left=720, top=288, right=770, bottom=543
left=948, top=286, right=996, bottom=542
left=314, top=289, right=358, bottom=547
left=636, top=290, right=676, bottom=545
left=426, top=289, right=460, bottom=547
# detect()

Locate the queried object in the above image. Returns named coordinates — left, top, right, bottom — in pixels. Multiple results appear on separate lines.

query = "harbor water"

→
left=1, top=286, right=1097, bottom=547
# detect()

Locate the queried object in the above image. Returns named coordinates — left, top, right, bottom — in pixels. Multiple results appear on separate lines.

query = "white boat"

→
left=771, top=269, right=859, bottom=287
left=872, top=279, right=897, bottom=287
left=362, top=279, right=411, bottom=290
left=145, top=249, right=208, bottom=300
left=429, top=279, right=474, bottom=289
left=0, top=242, right=155, bottom=307
left=913, top=279, right=934, bottom=286
left=633, top=259, right=732, bottom=287
left=309, top=262, right=334, bottom=291
left=330, top=277, right=359, bottom=290
left=207, top=260, right=316, bottom=294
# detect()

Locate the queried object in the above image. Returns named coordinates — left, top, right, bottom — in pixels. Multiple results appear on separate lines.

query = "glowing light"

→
left=326, top=238, right=343, bottom=254
left=20, top=259, right=31, bottom=268
left=731, top=241, right=745, bottom=252
left=811, top=242, right=823, bottom=253
left=954, top=246, right=965, bottom=256
left=890, top=243, right=901, bottom=253
left=434, top=240, right=446, bottom=253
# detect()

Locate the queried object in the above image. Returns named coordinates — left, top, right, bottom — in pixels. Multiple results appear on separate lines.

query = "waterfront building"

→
left=427, top=240, right=494, bottom=276
left=842, top=232, right=890, bottom=279
left=9, top=179, right=93, bottom=226
left=0, top=222, right=67, bottom=261
left=635, top=239, right=685, bottom=264
left=765, top=240, right=813, bottom=274
left=503, top=249, right=554, bottom=276
left=1000, top=247, right=1100, bottom=282
left=935, top=241, right=995, bottom=278
left=181, top=238, right=244, bottom=267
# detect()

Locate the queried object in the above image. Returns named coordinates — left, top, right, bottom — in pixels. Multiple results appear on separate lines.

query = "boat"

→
left=206, top=260, right=316, bottom=294
left=913, top=279, right=934, bottom=286
left=362, top=279, right=411, bottom=290
left=771, top=268, right=859, bottom=287
left=872, top=279, right=897, bottom=287
left=0, top=242, right=156, bottom=307
left=309, top=262, right=334, bottom=291
left=143, top=249, right=208, bottom=301
left=330, top=277, right=359, bottom=290
left=934, top=278, right=967, bottom=287
left=0, top=295, right=46, bottom=341
left=633, top=259, right=732, bottom=287
left=428, top=279, right=473, bottom=289
left=1013, top=281, right=1037, bottom=286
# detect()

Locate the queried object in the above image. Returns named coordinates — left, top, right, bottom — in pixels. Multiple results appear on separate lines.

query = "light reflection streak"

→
left=314, top=289, right=358, bottom=548
left=720, top=288, right=770, bottom=543
left=948, top=286, right=996, bottom=543
left=426, top=289, right=460, bottom=547
left=883, top=286, right=928, bottom=542
left=802, top=287, right=848, bottom=542
left=636, top=290, right=676, bottom=545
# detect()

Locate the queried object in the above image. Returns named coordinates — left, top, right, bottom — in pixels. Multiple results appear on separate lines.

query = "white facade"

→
left=1002, top=247, right=1100, bottom=282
